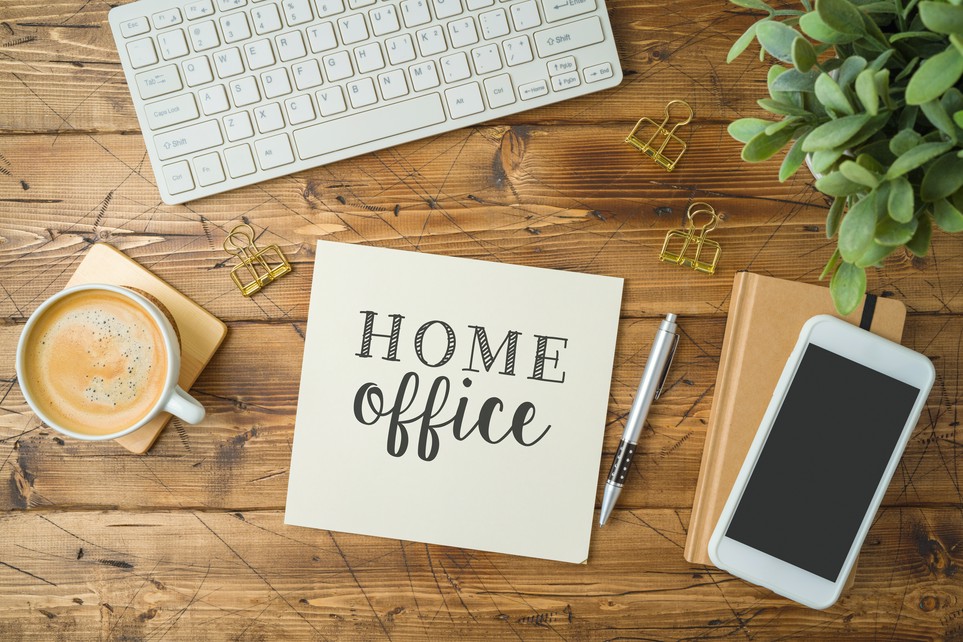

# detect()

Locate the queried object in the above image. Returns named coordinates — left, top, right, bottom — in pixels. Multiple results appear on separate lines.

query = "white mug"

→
left=16, top=284, right=205, bottom=441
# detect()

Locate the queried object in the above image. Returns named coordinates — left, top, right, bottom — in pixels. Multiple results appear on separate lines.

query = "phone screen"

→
left=725, top=344, right=921, bottom=581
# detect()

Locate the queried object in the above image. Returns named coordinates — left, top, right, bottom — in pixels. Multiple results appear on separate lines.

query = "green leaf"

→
left=811, top=148, right=846, bottom=173
left=888, top=176, right=915, bottom=222
left=855, top=152, right=884, bottom=174
left=867, top=49, right=894, bottom=72
left=921, top=153, right=963, bottom=201
left=875, top=69, right=892, bottom=109
left=955, top=110, right=963, bottom=129
left=838, top=192, right=878, bottom=261
left=836, top=55, right=867, bottom=88
left=885, top=142, right=954, bottom=179
left=889, top=129, right=923, bottom=156
left=779, top=130, right=811, bottom=181
left=889, top=30, right=947, bottom=42
left=906, top=213, right=932, bottom=256
left=830, top=261, right=867, bottom=315
left=815, top=72, right=854, bottom=114
left=817, top=0, right=866, bottom=36
left=742, top=127, right=796, bottom=162
left=933, top=198, right=963, bottom=231
left=816, top=171, right=865, bottom=195
left=854, top=241, right=897, bottom=268
left=771, top=68, right=820, bottom=92
left=756, top=20, right=801, bottom=63
left=854, top=69, right=878, bottom=115
left=875, top=216, right=919, bottom=245
left=800, top=11, right=861, bottom=43
left=905, top=46, right=963, bottom=105
left=765, top=117, right=799, bottom=135
left=727, top=23, right=759, bottom=63
left=803, top=114, right=871, bottom=151
left=840, top=159, right=879, bottom=187
left=792, top=36, right=818, bottom=71
left=757, top=98, right=811, bottom=116
left=918, top=1, right=963, bottom=34
left=827, top=196, right=846, bottom=237
left=820, top=248, right=841, bottom=280
left=728, top=117, right=773, bottom=143
left=920, top=99, right=959, bottom=143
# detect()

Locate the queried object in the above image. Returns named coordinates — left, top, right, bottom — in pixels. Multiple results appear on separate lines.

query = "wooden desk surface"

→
left=1, top=0, right=961, bottom=639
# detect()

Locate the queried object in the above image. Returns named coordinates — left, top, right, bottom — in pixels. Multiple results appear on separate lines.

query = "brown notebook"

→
left=684, top=272, right=907, bottom=567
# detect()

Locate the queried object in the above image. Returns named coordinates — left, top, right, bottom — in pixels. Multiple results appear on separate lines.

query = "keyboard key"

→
left=244, top=38, right=276, bottom=69
left=185, top=0, right=215, bottom=20
left=409, top=60, right=440, bottom=90
left=120, top=16, right=150, bottom=38
left=153, top=9, right=183, bottom=29
left=214, top=47, right=245, bottom=77
left=433, top=0, right=462, bottom=19
left=282, top=0, right=314, bottom=25
left=154, top=119, right=223, bottom=160
left=193, top=151, right=226, bottom=186
left=377, top=69, right=408, bottom=100
left=262, top=68, right=292, bottom=98
left=447, top=17, right=478, bottom=48
left=315, top=0, right=346, bottom=18
left=445, top=82, right=484, bottom=118
left=285, top=94, right=316, bottom=124
left=323, top=51, right=354, bottom=81
left=158, top=29, right=190, bottom=60
left=583, top=61, right=614, bottom=83
left=135, top=65, right=183, bottom=99
left=307, top=22, right=337, bottom=52
left=162, top=160, right=195, bottom=194
left=550, top=70, right=579, bottom=90
left=200, top=84, right=231, bottom=113
left=255, top=133, right=295, bottom=169
left=369, top=6, right=400, bottom=35
left=347, top=77, right=378, bottom=107
left=386, top=34, right=416, bottom=65
left=223, top=111, right=255, bottom=140
left=534, top=16, right=603, bottom=57
left=254, top=102, right=285, bottom=132
left=416, top=26, right=446, bottom=56
left=348, top=0, right=377, bottom=8
left=467, top=0, right=494, bottom=9
left=400, top=0, right=431, bottom=27
left=220, top=14, right=252, bottom=43
left=470, top=43, right=501, bottom=74
left=441, top=52, right=470, bottom=83
left=518, top=78, right=548, bottom=100
left=547, top=55, right=575, bottom=75
left=355, top=42, right=385, bottom=73
left=183, top=56, right=214, bottom=86
left=225, top=144, right=257, bottom=177
left=510, top=1, right=540, bottom=30
left=218, top=0, right=248, bottom=9
left=503, top=35, right=533, bottom=66
left=484, top=73, right=514, bottom=107
left=252, top=4, right=284, bottom=33
left=276, top=31, right=307, bottom=61
left=337, top=14, right=368, bottom=44
left=293, top=59, right=324, bottom=89
left=479, top=9, right=509, bottom=40
left=230, top=76, right=261, bottom=106
left=145, top=93, right=199, bottom=129
left=188, top=20, right=220, bottom=51
left=126, top=37, right=158, bottom=69
left=540, top=0, right=596, bottom=22
left=316, top=86, right=347, bottom=115
left=294, top=93, right=446, bottom=159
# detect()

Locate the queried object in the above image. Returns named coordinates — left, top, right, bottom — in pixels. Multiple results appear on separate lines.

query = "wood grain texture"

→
left=1, top=0, right=961, bottom=638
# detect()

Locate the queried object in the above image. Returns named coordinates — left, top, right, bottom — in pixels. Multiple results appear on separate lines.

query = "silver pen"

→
left=599, top=313, right=679, bottom=526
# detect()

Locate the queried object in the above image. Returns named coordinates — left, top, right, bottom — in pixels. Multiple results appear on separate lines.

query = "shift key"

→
left=534, top=16, right=603, bottom=58
left=154, top=120, right=222, bottom=160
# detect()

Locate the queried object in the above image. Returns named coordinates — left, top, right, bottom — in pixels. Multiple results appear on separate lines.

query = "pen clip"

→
left=654, top=332, right=680, bottom=399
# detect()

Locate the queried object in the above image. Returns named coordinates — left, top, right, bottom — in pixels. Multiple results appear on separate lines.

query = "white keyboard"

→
left=109, top=0, right=622, bottom=204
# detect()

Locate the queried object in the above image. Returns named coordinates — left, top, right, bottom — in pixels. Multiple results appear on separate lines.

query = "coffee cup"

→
left=16, top=284, right=205, bottom=441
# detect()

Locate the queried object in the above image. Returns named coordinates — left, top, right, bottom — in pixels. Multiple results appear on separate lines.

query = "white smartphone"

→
left=708, top=315, right=935, bottom=609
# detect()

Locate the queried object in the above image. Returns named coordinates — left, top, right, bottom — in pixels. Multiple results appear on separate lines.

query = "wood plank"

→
left=0, top=0, right=764, bottom=131
left=1, top=316, right=959, bottom=513
left=0, top=508, right=958, bottom=640
left=1, top=131, right=961, bottom=321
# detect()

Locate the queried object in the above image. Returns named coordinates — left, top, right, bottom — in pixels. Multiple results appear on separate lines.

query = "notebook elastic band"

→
left=859, top=294, right=877, bottom=331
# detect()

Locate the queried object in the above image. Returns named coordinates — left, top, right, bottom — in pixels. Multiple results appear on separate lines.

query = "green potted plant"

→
left=727, top=0, right=963, bottom=313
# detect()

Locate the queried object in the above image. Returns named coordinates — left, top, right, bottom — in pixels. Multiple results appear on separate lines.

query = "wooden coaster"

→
left=66, top=243, right=228, bottom=454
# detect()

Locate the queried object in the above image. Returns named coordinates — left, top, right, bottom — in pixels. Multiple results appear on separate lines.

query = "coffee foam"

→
left=22, top=290, right=168, bottom=435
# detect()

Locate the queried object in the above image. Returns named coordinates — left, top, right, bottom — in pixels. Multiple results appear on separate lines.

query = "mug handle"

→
left=164, top=386, right=206, bottom=424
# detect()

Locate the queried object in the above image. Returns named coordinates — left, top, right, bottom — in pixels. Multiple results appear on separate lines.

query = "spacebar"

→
left=293, top=94, right=447, bottom=160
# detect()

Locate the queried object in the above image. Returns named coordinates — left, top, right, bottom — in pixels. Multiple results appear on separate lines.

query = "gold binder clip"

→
left=660, top=202, right=722, bottom=275
left=625, top=100, right=693, bottom=172
left=223, top=224, right=292, bottom=296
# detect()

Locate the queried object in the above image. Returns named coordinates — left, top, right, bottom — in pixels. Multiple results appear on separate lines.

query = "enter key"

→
left=540, top=0, right=597, bottom=23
